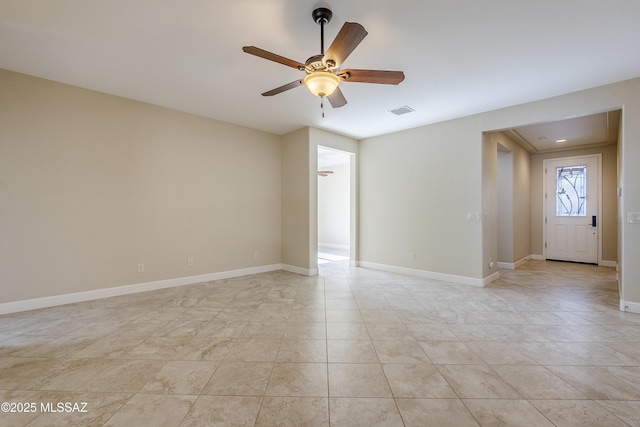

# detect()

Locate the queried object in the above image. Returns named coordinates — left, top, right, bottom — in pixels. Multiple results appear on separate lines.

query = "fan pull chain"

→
left=321, top=97, right=325, bottom=118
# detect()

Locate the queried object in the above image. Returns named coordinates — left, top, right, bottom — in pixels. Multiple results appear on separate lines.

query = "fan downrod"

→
left=312, top=8, right=332, bottom=25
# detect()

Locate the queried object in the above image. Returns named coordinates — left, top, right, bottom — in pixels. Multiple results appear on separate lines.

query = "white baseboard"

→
left=620, top=300, right=640, bottom=315
left=358, top=261, right=495, bottom=287
left=0, top=264, right=283, bottom=315
left=497, top=255, right=532, bottom=270
left=482, top=271, right=500, bottom=286
left=281, top=264, right=318, bottom=277
left=318, top=242, right=350, bottom=250
left=521, top=254, right=616, bottom=269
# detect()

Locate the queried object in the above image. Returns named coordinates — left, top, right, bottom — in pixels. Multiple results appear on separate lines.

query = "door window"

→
left=556, top=165, right=587, bottom=217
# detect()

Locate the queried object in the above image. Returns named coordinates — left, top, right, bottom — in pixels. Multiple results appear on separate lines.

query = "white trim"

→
left=620, top=300, right=640, bottom=315
left=0, top=264, right=282, bottom=315
left=504, top=255, right=616, bottom=269
left=358, top=261, right=496, bottom=287
left=497, top=255, right=532, bottom=270
left=496, top=262, right=513, bottom=270
left=482, top=271, right=500, bottom=286
left=281, top=264, right=318, bottom=277
left=318, top=242, right=350, bottom=250
left=514, top=255, right=531, bottom=268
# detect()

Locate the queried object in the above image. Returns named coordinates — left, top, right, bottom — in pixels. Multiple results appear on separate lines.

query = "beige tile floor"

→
left=1, top=260, right=639, bottom=426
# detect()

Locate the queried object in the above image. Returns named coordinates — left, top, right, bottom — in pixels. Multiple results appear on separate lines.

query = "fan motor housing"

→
left=305, top=55, right=337, bottom=73
left=305, top=54, right=326, bottom=71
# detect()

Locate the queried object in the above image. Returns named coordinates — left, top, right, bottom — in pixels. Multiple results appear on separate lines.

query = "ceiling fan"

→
left=242, top=7, right=405, bottom=110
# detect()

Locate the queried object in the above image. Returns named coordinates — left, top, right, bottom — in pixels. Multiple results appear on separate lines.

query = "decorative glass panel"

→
left=556, top=165, right=587, bottom=216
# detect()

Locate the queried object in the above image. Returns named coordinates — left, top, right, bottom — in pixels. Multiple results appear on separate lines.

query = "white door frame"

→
left=316, top=145, right=357, bottom=266
left=542, top=153, right=602, bottom=264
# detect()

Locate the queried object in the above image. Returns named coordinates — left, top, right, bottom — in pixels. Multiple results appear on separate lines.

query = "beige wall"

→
left=281, top=127, right=314, bottom=272
left=0, top=70, right=282, bottom=304
left=513, top=138, right=532, bottom=263
left=497, top=148, right=514, bottom=262
left=493, top=132, right=531, bottom=264
left=360, top=118, right=485, bottom=280
left=482, top=133, right=499, bottom=278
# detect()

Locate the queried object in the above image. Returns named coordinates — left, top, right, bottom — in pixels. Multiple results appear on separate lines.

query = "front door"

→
left=545, top=155, right=599, bottom=264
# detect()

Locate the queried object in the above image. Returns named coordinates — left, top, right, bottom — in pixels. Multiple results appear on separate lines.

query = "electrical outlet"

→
left=629, top=212, right=640, bottom=223
left=254, top=251, right=260, bottom=259
left=409, top=252, right=416, bottom=261
left=188, top=258, right=193, bottom=267
left=137, top=263, right=144, bottom=273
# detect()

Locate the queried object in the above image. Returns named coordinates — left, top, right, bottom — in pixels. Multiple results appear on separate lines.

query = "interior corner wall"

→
left=493, top=132, right=531, bottom=264
left=281, top=127, right=313, bottom=271
left=497, top=149, right=514, bottom=263
left=482, top=133, right=499, bottom=278
left=0, top=69, right=282, bottom=304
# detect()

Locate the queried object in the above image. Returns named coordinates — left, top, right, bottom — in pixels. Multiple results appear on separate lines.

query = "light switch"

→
left=629, top=212, right=640, bottom=223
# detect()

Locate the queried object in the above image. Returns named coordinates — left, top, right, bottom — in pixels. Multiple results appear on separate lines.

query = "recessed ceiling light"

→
left=556, top=139, right=567, bottom=143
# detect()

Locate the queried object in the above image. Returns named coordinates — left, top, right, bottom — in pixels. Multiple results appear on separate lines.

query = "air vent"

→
left=389, top=105, right=414, bottom=116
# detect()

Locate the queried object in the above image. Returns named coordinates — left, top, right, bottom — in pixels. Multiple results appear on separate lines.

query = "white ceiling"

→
left=2, top=1, right=640, bottom=140
left=507, top=110, right=621, bottom=153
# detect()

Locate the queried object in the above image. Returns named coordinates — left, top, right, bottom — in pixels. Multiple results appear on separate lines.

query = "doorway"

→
left=317, top=146, right=352, bottom=265
left=544, top=154, right=601, bottom=264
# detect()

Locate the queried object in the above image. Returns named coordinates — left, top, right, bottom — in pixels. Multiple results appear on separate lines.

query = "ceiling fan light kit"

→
left=304, top=71, right=340, bottom=97
left=242, top=7, right=404, bottom=110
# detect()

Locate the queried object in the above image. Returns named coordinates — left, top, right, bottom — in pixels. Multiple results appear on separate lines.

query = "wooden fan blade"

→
left=323, top=22, right=368, bottom=67
left=339, top=69, right=405, bottom=85
left=242, top=46, right=305, bottom=70
left=327, top=87, right=347, bottom=108
left=261, top=79, right=304, bottom=96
